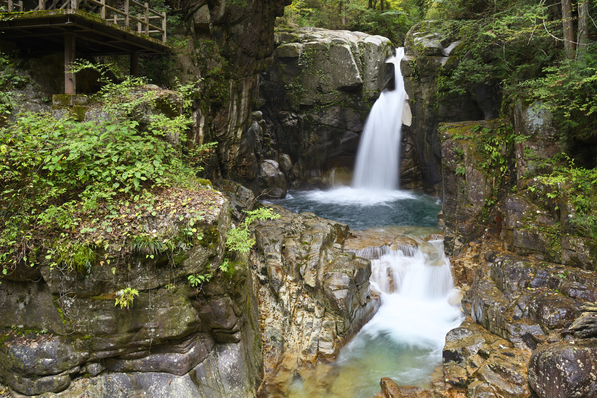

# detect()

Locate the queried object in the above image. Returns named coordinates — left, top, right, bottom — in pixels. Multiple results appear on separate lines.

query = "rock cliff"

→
left=401, top=21, right=499, bottom=195
left=0, top=188, right=263, bottom=397
left=393, top=20, right=597, bottom=398
left=249, top=207, right=379, bottom=395
left=260, top=28, right=422, bottom=190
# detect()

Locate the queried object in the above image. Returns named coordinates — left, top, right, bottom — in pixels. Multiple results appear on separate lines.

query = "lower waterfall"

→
left=288, top=241, right=463, bottom=397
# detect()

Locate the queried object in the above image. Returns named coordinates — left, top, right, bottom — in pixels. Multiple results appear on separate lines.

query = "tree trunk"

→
left=368, top=0, right=372, bottom=9
left=380, top=0, right=384, bottom=11
left=561, top=0, right=575, bottom=59
left=576, top=0, right=589, bottom=59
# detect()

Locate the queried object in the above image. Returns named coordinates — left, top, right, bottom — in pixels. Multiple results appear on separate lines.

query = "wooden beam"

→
left=130, top=51, right=138, bottom=77
left=64, top=33, right=76, bottom=94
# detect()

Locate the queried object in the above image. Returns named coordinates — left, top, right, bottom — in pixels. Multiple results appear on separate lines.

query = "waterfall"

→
left=312, top=240, right=463, bottom=397
left=352, top=48, right=407, bottom=190
left=360, top=241, right=462, bottom=348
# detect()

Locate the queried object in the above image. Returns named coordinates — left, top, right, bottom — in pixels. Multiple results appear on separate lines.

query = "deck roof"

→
left=0, top=9, right=170, bottom=56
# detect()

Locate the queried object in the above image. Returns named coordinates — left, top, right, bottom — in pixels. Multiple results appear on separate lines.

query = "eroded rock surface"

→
left=249, top=206, right=379, bottom=395
left=441, top=243, right=597, bottom=398
left=0, top=190, right=262, bottom=397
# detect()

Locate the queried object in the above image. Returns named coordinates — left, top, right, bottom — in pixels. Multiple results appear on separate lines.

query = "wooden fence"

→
left=1, top=0, right=166, bottom=42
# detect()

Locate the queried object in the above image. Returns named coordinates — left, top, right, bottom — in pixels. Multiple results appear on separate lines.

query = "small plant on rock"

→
left=115, top=287, right=139, bottom=310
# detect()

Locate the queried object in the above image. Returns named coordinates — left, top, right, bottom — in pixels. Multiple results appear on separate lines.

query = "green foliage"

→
left=114, top=287, right=139, bottom=309
left=536, top=160, right=597, bottom=240
left=0, top=66, right=215, bottom=278
left=0, top=52, right=27, bottom=117
left=434, top=3, right=558, bottom=101
left=424, top=0, right=597, bottom=155
left=188, top=273, right=211, bottom=288
left=278, top=0, right=422, bottom=44
left=520, top=54, right=597, bottom=140
left=226, top=207, right=281, bottom=254
left=183, top=207, right=281, bottom=290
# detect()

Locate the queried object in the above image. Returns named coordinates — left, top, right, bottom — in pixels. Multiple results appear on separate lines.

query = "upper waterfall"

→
left=352, top=48, right=407, bottom=190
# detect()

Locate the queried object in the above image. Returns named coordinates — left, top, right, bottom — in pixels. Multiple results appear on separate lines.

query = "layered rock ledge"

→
left=250, top=206, right=380, bottom=395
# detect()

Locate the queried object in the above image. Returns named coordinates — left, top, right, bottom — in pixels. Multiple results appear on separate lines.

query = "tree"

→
left=561, top=0, right=575, bottom=59
left=576, top=0, right=590, bottom=59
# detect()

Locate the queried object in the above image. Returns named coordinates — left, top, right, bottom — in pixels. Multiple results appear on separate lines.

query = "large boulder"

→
left=441, top=247, right=597, bottom=398
left=257, top=159, right=287, bottom=198
left=260, top=28, right=420, bottom=188
left=250, top=206, right=380, bottom=395
left=529, top=340, right=597, bottom=398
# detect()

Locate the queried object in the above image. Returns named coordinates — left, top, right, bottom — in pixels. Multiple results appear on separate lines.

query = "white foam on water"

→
left=337, top=240, right=463, bottom=383
left=295, top=186, right=416, bottom=207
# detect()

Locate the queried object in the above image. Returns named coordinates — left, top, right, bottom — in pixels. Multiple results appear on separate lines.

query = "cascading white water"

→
left=352, top=48, right=407, bottom=190
left=287, top=241, right=462, bottom=397
left=359, top=241, right=462, bottom=350
left=328, top=242, right=463, bottom=396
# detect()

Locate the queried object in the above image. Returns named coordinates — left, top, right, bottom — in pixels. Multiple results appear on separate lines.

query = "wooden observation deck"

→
left=0, top=0, right=170, bottom=93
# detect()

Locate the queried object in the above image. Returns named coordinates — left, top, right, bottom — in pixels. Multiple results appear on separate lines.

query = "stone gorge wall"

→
left=401, top=21, right=500, bottom=195
left=0, top=189, right=264, bottom=398
left=401, top=20, right=597, bottom=398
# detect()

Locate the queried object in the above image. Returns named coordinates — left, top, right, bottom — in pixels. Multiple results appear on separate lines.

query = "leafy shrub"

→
left=0, top=68, right=213, bottom=277
left=537, top=160, right=597, bottom=240
left=520, top=54, right=597, bottom=141
left=226, top=207, right=281, bottom=255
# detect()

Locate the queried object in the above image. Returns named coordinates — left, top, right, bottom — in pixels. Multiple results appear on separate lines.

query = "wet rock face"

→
left=439, top=120, right=508, bottom=255
left=528, top=340, right=597, bottom=398
left=443, top=246, right=597, bottom=398
left=0, top=193, right=262, bottom=397
left=249, top=206, right=379, bottom=395
left=402, top=21, right=490, bottom=194
left=257, top=159, right=287, bottom=198
left=260, top=28, right=420, bottom=189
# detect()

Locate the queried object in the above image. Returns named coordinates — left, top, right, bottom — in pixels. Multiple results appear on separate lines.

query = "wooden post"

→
left=38, top=0, right=45, bottom=11
left=18, top=1, right=22, bottom=11
left=162, top=11, right=166, bottom=42
left=137, top=13, right=141, bottom=33
left=124, top=0, right=129, bottom=28
left=8, top=0, right=13, bottom=12
left=144, top=3, right=149, bottom=35
left=100, top=0, right=105, bottom=18
left=64, top=34, right=76, bottom=95
left=130, top=51, right=138, bottom=77
left=71, top=0, right=78, bottom=10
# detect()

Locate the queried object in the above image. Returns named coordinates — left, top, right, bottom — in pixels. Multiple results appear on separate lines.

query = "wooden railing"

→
left=1, top=0, right=23, bottom=12
left=1, top=0, right=166, bottom=42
